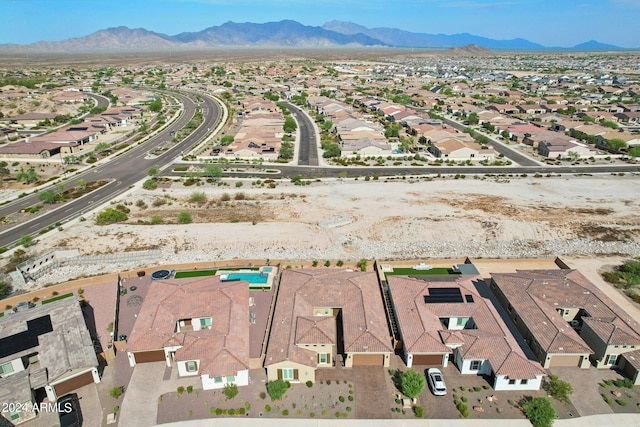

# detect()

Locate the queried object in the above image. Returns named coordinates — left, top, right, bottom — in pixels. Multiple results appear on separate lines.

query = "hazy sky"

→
left=2, top=0, right=639, bottom=48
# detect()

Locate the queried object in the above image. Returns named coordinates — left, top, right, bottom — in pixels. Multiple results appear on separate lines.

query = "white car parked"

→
left=426, top=368, right=447, bottom=396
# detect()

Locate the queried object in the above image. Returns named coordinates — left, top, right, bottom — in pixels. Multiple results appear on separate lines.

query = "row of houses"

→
left=0, top=106, right=143, bottom=159
left=124, top=263, right=640, bottom=396
left=4, top=261, right=640, bottom=424
left=214, top=98, right=284, bottom=159
left=308, top=96, right=392, bottom=156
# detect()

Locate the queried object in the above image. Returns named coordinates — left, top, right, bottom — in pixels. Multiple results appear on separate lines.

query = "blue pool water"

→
left=225, top=272, right=268, bottom=284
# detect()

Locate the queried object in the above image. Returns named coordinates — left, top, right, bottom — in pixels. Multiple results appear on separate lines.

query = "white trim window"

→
left=186, top=361, right=198, bottom=372
left=282, top=368, right=295, bottom=380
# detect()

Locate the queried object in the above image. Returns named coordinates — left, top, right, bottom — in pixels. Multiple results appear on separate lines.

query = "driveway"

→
left=118, top=361, right=200, bottom=427
left=549, top=366, right=618, bottom=416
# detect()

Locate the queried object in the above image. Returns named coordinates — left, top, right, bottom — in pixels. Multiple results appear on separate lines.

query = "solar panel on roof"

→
left=424, top=288, right=464, bottom=304
left=0, top=315, right=53, bottom=358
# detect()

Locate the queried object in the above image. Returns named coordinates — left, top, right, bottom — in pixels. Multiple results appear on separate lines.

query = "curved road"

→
left=0, top=91, right=221, bottom=248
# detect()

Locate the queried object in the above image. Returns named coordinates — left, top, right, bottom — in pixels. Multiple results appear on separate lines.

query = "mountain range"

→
left=0, top=20, right=626, bottom=52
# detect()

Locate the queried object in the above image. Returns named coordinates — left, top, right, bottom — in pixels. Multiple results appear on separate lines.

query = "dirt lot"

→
left=40, top=174, right=640, bottom=258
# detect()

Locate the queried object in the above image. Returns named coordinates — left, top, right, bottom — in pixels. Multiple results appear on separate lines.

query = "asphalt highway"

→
left=0, top=91, right=221, bottom=248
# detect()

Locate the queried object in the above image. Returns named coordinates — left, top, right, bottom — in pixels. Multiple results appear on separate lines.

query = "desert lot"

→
left=41, top=173, right=640, bottom=262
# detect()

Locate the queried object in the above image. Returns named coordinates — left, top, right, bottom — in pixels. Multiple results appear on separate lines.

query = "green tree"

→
left=177, top=211, right=192, bottom=224
left=148, top=167, right=159, bottom=177
left=283, top=117, right=297, bottom=134
left=323, top=143, right=341, bottom=158
left=203, top=165, right=222, bottom=179
left=544, top=375, right=574, bottom=403
left=629, top=146, right=640, bottom=158
left=38, top=189, right=57, bottom=204
left=148, top=97, right=162, bottom=112
left=18, top=234, right=33, bottom=248
left=76, top=179, right=87, bottom=190
left=16, top=167, right=38, bottom=184
left=522, top=397, right=556, bottom=427
left=357, top=259, right=368, bottom=272
left=401, top=369, right=426, bottom=399
left=220, top=135, right=235, bottom=145
left=95, top=142, right=110, bottom=155
left=266, top=379, right=289, bottom=401
left=321, top=120, right=334, bottom=132
left=467, top=112, right=479, bottom=125
left=64, top=155, right=79, bottom=164
left=0, top=161, right=9, bottom=185
left=279, top=141, right=294, bottom=160
left=90, top=106, right=107, bottom=115
left=96, top=208, right=128, bottom=225
left=605, top=138, right=627, bottom=151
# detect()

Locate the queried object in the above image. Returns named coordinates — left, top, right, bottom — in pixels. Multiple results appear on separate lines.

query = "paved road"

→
left=0, top=91, right=221, bottom=248
left=168, top=162, right=640, bottom=180
left=286, top=102, right=319, bottom=166
left=441, top=116, right=541, bottom=167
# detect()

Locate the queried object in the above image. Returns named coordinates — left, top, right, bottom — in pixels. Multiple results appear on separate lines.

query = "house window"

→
left=280, top=368, right=298, bottom=381
left=0, top=362, right=13, bottom=375
left=214, top=377, right=223, bottom=383
left=186, top=361, right=197, bottom=372
left=606, top=354, right=619, bottom=365
left=227, top=375, right=235, bottom=382
left=200, top=317, right=212, bottom=328
left=456, top=317, right=467, bottom=327
left=508, top=379, right=516, bottom=385
left=318, top=353, right=329, bottom=364
left=521, top=379, right=528, bottom=385
left=9, top=411, right=19, bottom=421
left=470, top=360, right=481, bottom=370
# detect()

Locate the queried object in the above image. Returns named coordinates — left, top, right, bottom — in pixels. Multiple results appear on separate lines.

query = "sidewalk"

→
left=156, top=413, right=640, bottom=426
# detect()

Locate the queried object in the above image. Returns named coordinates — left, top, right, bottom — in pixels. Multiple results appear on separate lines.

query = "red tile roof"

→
left=389, top=275, right=544, bottom=379
left=265, top=269, right=393, bottom=367
left=127, top=276, right=249, bottom=377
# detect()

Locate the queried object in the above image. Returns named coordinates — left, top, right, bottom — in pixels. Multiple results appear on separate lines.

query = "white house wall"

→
left=494, top=374, right=543, bottom=391
left=201, top=369, right=249, bottom=390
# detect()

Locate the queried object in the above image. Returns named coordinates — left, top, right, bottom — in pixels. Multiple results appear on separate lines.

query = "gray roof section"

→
left=0, top=297, right=98, bottom=382
left=0, top=370, right=33, bottom=404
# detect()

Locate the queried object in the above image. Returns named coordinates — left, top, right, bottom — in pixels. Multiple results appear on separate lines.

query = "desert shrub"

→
left=282, top=409, right=289, bottom=416
left=414, top=405, right=424, bottom=418
left=613, top=378, right=633, bottom=388
left=109, top=386, right=124, bottom=399
left=234, top=192, right=245, bottom=200
left=186, top=385, right=193, bottom=393
left=151, top=215, right=164, bottom=224
left=190, top=191, right=207, bottom=203
left=267, top=379, right=289, bottom=401
left=223, top=383, right=239, bottom=400
left=306, top=380, right=313, bottom=388
left=220, top=193, right=231, bottom=201
left=177, top=211, right=192, bottom=224
left=96, top=208, right=127, bottom=225
left=142, top=179, right=157, bottom=190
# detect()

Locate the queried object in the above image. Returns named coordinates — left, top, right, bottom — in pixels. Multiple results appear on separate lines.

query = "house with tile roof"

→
left=490, top=270, right=640, bottom=373
left=126, top=276, right=249, bottom=390
left=0, top=298, right=100, bottom=425
left=388, top=275, right=545, bottom=391
left=265, top=269, right=393, bottom=383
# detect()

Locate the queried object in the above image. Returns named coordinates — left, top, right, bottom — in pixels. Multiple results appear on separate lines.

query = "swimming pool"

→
left=223, top=272, right=268, bottom=284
